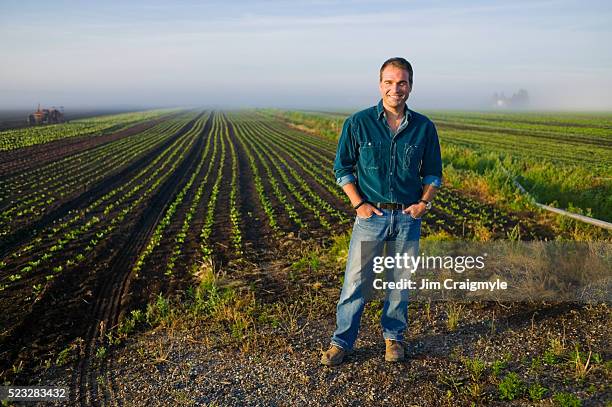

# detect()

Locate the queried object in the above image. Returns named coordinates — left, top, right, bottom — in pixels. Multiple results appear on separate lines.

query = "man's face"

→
left=379, top=66, right=411, bottom=110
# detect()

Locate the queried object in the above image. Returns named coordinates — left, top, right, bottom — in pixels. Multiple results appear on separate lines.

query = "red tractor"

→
left=28, top=104, right=65, bottom=125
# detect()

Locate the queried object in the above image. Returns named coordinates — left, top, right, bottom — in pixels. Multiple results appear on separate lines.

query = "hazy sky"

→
left=1, top=0, right=611, bottom=110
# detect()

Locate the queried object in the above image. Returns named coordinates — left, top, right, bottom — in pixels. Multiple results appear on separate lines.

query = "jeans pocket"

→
left=401, top=211, right=422, bottom=221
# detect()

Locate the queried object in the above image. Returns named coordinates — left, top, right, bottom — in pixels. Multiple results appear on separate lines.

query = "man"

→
left=321, top=57, right=442, bottom=366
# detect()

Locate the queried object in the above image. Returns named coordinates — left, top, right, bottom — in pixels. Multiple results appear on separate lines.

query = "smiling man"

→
left=322, top=57, right=443, bottom=366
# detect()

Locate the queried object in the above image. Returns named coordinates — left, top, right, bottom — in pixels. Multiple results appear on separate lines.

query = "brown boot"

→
left=321, top=345, right=352, bottom=366
left=385, top=339, right=405, bottom=362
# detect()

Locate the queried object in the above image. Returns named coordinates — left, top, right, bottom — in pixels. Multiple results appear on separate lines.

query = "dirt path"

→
left=29, top=293, right=610, bottom=406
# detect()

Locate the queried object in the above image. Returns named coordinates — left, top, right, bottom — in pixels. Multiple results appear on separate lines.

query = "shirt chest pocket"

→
left=359, top=141, right=381, bottom=170
left=402, top=144, right=423, bottom=171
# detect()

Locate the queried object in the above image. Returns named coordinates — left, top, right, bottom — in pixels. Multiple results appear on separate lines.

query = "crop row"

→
left=133, top=115, right=214, bottom=276
left=250, top=124, right=348, bottom=224
left=231, top=119, right=305, bottom=230
left=0, top=113, right=209, bottom=293
left=230, top=121, right=280, bottom=234
left=165, top=116, right=221, bottom=276
left=4, top=115, right=205, bottom=282
left=428, top=111, right=612, bottom=139
left=0, top=109, right=178, bottom=151
left=234, top=116, right=338, bottom=230
left=0, top=111, right=193, bottom=199
left=200, top=114, right=228, bottom=261
left=438, top=129, right=610, bottom=169
left=0, top=114, right=197, bottom=235
left=248, top=116, right=348, bottom=203
left=223, top=115, right=244, bottom=256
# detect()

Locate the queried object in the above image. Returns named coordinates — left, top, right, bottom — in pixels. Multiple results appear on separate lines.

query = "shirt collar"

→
left=376, top=99, right=412, bottom=121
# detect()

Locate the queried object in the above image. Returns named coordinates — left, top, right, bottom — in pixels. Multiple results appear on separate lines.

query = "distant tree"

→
left=491, top=89, right=529, bottom=109
left=511, top=89, right=529, bottom=108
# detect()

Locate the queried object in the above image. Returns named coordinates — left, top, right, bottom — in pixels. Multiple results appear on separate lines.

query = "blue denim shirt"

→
left=333, top=100, right=442, bottom=204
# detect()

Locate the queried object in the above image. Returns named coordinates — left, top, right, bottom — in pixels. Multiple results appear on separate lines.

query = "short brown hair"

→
left=380, top=57, right=413, bottom=86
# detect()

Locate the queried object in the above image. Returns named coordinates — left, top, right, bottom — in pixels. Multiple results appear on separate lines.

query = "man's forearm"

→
left=342, top=183, right=364, bottom=207
left=421, top=184, right=438, bottom=203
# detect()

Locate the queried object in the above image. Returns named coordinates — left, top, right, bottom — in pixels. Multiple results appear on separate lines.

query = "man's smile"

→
left=388, top=94, right=405, bottom=102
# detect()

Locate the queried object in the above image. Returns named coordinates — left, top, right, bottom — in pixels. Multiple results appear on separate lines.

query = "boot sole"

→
left=321, top=349, right=353, bottom=366
left=385, top=355, right=405, bottom=362
left=321, top=357, right=344, bottom=366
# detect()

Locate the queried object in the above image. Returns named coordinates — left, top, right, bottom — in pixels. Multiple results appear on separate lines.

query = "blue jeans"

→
left=331, top=209, right=421, bottom=350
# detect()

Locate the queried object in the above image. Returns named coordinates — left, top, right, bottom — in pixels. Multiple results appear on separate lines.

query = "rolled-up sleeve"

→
left=420, top=121, right=443, bottom=188
left=334, top=117, right=357, bottom=187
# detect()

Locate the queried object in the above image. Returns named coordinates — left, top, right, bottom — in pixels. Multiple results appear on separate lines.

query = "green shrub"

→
left=543, top=348, right=559, bottom=365
left=146, top=293, right=172, bottom=325
left=553, top=392, right=582, bottom=407
left=463, top=357, right=486, bottom=382
left=528, top=382, right=548, bottom=401
left=498, top=372, right=524, bottom=401
left=491, top=359, right=507, bottom=377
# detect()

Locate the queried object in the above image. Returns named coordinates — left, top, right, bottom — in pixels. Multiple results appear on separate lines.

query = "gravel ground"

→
left=30, top=301, right=611, bottom=407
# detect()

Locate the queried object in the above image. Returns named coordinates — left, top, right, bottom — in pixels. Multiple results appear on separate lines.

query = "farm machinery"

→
left=27, top=104, right=65, bottom=125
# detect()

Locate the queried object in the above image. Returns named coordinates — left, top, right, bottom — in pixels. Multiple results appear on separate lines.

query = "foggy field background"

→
left=1, top=0, right=612, bottom=111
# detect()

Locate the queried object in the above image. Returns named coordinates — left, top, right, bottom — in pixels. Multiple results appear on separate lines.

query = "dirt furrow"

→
left=239, top=121, right=330, bottom=238
left=225, top=116, right=279, bottom=262
left=249, top=124, right=349, bottom=226
left=128, top=118, right=216, bottom=301
left=71, top=113, right=211, bottom=406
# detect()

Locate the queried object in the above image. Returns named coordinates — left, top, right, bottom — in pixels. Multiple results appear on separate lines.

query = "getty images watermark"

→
left=371, top=251, right=508, bottom=292
left=359, top=240, right=611, bottom=302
